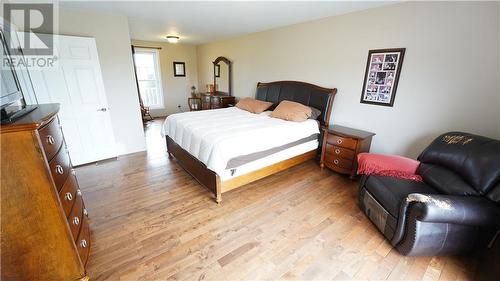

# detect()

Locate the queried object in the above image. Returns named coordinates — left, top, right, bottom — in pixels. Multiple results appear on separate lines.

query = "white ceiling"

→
left=60, top=1, right=395, bottom=45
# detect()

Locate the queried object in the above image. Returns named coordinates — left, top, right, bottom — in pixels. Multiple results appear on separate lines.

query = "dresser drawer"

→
left=76, top=217, right=91, bottom=267
left=325, top=152, right=353, bottom=171
left=68, top=193, right=83, bottom=240
left=49, top=147, right=71, bottom=191
left=58, top=175, right=78, bottom=217
left=38, top=117, right=64, bottom=161
left=210, top=96, right=222, bottom=109
left=222, top=97, right=235, bottom=107
left=325, top=143, right=355, bottom=160
left=326, top=134, right=357, bottom=150
left=201, top=94, right=211, bottom=110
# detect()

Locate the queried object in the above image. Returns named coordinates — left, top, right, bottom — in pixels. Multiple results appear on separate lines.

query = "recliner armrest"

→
left=403, top=193, right=500, bottom=228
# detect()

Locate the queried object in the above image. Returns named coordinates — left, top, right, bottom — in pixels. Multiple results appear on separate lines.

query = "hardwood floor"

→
left=76, top=119, right=477, bottom=280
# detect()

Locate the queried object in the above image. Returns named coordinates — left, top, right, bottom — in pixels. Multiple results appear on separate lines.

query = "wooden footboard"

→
left=166, top=136, right=317, bottom=203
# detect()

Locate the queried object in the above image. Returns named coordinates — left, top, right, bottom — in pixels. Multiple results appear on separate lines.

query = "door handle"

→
left=97, top=108, right=108, bottom=112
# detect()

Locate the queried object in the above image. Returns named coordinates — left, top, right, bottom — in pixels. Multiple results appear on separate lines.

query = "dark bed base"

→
left=166, top=136, right=317, bottom=203
left=166, top=136, right=221, bottom=202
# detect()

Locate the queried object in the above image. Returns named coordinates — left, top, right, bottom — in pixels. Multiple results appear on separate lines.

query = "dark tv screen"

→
left=0, top=31, right=23, bottom=108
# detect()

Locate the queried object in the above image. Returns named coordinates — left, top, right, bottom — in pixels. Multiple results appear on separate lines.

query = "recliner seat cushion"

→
left=418, top=132, right=500, bottom=196
left=364, top=175, right=438, bottom=218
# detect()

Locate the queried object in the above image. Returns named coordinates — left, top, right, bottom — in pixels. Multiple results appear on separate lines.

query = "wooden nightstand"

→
left=320, top=125, right=375, bottom=179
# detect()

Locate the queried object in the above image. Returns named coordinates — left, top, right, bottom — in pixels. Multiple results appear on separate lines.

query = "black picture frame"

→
left=360, top=48, right=405, bottom=107
left=173, top=61, right=186, bottom=77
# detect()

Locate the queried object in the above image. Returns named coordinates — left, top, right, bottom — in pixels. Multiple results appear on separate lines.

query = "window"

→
left=133, top=48, right=164, bottom=109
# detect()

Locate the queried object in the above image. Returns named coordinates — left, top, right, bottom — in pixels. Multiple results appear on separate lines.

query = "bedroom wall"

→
left=53, top=8, right=146, bottom=156
left=131, top=40, right=198, bottom=116
left=498, top=3, right=500, bottom=138
left=197, top=1, right=500, bottom=158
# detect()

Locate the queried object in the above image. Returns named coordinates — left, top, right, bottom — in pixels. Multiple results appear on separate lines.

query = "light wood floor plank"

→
left=76, top=119, right=477, bottom=280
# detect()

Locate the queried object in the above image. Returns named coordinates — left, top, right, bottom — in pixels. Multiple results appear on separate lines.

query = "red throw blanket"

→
left=357, top=153, right=423, bottom=182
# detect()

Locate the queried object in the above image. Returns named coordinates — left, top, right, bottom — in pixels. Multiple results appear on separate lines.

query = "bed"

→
left=162, top=81, right=337, bottom=203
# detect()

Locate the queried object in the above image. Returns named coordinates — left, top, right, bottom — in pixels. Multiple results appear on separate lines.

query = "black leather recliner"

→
left=358, top=132, right=500, bottom=256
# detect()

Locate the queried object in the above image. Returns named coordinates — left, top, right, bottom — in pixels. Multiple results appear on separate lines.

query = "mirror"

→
left=213, top=56, right=232, bottom=96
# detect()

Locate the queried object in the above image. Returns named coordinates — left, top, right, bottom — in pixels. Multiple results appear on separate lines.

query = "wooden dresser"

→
left=1, top=104, right=90, bottom=281
left=200, top=92, right=236, bottom=110
left=320, top=125, right=375, bottom=179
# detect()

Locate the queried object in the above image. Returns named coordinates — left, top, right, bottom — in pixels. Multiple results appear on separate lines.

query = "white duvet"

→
left=161, top=107, right=320, bottom=175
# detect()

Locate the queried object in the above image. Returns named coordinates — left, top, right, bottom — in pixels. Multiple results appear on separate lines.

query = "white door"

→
left=28, top=34, right=117, bottom=165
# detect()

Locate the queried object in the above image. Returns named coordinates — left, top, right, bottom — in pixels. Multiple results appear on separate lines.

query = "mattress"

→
left=161, top=107, right=320, bottom=178
left=225, top=133, right=318, bottom=169
left=219, top=139, right=318, bottom=180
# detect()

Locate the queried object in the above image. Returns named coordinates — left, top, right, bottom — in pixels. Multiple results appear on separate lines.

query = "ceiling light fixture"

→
left=166, top=36, right=180, bottom=43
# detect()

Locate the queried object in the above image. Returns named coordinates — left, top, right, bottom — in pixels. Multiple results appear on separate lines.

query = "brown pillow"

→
left=310, top=107, right=322, bottom=120
left=236, top=97, right=273, bottom=114
left=270, top=100, right=312, bottom=122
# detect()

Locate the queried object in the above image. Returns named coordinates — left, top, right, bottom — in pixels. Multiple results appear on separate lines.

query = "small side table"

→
left=320, top=125, right=375, bottom=179
left=188, top=97, right=202, bottom=111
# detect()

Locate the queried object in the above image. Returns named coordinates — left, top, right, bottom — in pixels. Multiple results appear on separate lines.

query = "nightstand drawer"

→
left=325, top=143, right=355, bottom=160
left=325, top=153, right=353, bottom=170
left=326, top=134, right=357, bottom=150
left=324, top=162, right=352, bottom=175
left=321, top=125, right=375, bottom=178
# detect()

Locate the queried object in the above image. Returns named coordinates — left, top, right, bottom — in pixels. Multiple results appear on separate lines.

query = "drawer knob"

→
left=64, top=192, right=73, bottom=201
left=55, top=165, right=64, bottom=175
left=72, top=217, right=80, bottom=225
left=334, top=159, right=339, bottom=165
left=47, top=135, right=55, bottom=145
left=77, top=189, right=82, bottom=196
left=335, top=149, right=341, bottom=154
left=83, top=209, right=88, bottom=216
left=337, top=139, right=343, bottom=144
left=80, top=239, right=88, bottom=248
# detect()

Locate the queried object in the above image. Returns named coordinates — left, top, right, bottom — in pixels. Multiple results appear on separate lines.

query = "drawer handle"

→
left=55, top=165, right=64, bottom=175
left=335, top=149, right=341, bottom=154
left=64, top=192, right=73, bottom=201
left=80, top=239, right=88, bottom=248
left=334, top=159, right=340, bottom=165
left=47, top=135, right=55, bottom=145
left=72, top=217, right=80, bottom=226
left=77, top=189, right=82, bottom=196
left=83, top=209, right=88, bottom=216
left=337, top=139, right=343, bottom=144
